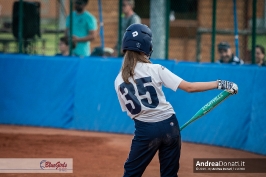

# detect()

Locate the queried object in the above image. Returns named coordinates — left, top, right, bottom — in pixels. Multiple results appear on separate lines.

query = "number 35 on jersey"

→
left=119, top=76, right=159, bottom=115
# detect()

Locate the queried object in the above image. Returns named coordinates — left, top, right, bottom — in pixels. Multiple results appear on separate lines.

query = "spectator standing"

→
left=65, top=0, right=97, bottom=57
left=217, top=41, right=244, bottom=64
left=255, top=45, right=266, bottom=66
left=113, top=0, right=141, bottom=56
left=55, top=36, right=76, bottom=56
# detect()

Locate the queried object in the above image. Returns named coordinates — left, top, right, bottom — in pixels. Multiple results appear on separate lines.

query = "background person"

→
left=217, top=41, right=244, bottom=64
left=113, top=0, right=141, bottom=57
left=65, top=0, right=97, bottom=57
left=55, top=36, right=76, bottom=56
left=255, top=45, right=266, bottom=66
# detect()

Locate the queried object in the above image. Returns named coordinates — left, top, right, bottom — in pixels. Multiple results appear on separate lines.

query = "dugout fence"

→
left=0, top=54, right=266, bottom=155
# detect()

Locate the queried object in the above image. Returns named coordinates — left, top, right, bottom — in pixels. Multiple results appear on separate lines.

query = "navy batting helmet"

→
left=122, top=24, right=153, bottom=57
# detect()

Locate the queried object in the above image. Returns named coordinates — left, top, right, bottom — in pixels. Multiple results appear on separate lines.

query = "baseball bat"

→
left=180, top=90, right=231, bottom=131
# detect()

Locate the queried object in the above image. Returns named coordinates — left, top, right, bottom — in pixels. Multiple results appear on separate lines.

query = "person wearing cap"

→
left=217, top=42, right=244, bottom=64
left=113, top=0, right=141, bottom=57
left=65, top=0, right=97, bottom=57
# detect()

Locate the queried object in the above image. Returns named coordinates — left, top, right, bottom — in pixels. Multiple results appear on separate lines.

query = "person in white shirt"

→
left=114, top=24, right=238, bottom=177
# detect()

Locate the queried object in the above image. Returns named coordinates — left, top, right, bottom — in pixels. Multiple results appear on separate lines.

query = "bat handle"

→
left=180, top=115, right=200, bottom=131
left=180, top=121, right=191, bottom=131
left=180, top=124, right=187, bottom=131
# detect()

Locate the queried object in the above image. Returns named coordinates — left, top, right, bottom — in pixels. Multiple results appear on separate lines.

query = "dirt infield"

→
left=0, top=125, right=265, bottom=177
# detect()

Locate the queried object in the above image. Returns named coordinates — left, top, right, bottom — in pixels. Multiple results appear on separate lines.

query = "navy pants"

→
left=123, top=114, right=181, bottom=177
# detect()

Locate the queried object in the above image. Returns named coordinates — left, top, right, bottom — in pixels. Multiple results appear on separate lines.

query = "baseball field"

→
left=0, top=125, right=265, bottom=177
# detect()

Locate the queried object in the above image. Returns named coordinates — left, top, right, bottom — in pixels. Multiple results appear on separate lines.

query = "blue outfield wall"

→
left=0, top=54, right=265, bottom=155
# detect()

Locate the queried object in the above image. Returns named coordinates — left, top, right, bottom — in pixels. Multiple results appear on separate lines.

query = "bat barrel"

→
left=180, top=90, right=231, bottom=131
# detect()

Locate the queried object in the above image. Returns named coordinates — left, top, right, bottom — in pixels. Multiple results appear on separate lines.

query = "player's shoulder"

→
left=144, top=63, right=169, bottom=74
left=151, top=64, right=167, bottom=71
left=136, top=62, right=161, bottom=71
left=115, top=72, right=122, bottom=82
left=114, top=72, right=123, bottom=89
left=142, top=63, right=161, bottom=68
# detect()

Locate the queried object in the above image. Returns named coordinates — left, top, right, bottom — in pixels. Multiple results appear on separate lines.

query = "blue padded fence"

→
left=0, top=54, right=265, bottom=155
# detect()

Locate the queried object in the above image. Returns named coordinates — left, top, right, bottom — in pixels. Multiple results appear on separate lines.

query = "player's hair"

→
left=122, top=50, right=151, bottom=83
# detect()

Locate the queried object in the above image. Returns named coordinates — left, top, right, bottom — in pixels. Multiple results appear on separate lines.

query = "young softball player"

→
left=114, top=24, right=238, bottom=177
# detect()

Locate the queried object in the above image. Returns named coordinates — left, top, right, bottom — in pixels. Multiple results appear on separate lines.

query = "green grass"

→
left=248, top=35, right=266, bottom=50
left=0, top=23, right=64, bottom=56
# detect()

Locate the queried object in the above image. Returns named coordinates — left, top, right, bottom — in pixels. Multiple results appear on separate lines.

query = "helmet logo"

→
left=136, top=42, right=141, bottom=48
left=132, top=31, right=138, bottom=37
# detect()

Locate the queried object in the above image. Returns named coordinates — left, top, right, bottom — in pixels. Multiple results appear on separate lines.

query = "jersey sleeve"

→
left=157, top=65, right=183, bottom=91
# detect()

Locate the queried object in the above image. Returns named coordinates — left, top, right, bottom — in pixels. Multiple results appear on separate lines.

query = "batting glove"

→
left=217, top=80, right=238, bottom=94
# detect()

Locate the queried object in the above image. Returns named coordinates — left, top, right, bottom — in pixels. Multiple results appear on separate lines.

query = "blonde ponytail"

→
left=121, top=51, right=151, bottom=83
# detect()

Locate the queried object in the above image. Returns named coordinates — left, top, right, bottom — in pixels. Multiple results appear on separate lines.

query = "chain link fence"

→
left=0, top=0, right=119, bottom=56
left=125, top=0, right=266, bottom=63
left=0, top=0, right=63, bottom=55
left=196, top=0, right=266, bottom=63
left=168, top=0, right=198, bottom=61
left=0, top=0, right=265, bottom=63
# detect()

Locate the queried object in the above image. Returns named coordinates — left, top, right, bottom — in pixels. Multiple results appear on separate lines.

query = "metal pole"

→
left=118, top=0, right=122, bottom=57
left=264, top=0, right=266, bottom=29
left=252, top=0, right=257, bottom=64
left=164, top=0, right=170, bottom=60
left=59, top=0, right=66, bottom=30
left=55, top=0, right=59, bottom=54
left=69, top=0, right=73, bottom=56
left=196, top=31, right=202, bottom=62
left=211, top=0, right=217, bottom=63
left=150, top=0, right=166, bottom=59
left=233, top=0, right=239, bottom=58
left=18, top=0, right=23, bottom=53
left=98, top=0, right=105, bottom=49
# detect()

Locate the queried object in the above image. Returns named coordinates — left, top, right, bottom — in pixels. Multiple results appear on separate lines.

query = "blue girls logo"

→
left=40, top=160, right=46, bottom=170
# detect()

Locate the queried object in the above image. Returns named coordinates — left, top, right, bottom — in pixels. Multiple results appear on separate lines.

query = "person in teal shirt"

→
left=66, top=0, right=97, bottom=57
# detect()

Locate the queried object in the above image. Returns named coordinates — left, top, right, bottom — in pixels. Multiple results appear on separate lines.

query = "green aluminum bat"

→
left=180, top=90, right=231, bottom=131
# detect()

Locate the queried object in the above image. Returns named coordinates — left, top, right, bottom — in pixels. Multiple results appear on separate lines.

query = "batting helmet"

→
left=122, top=23, right=153, bottom=57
